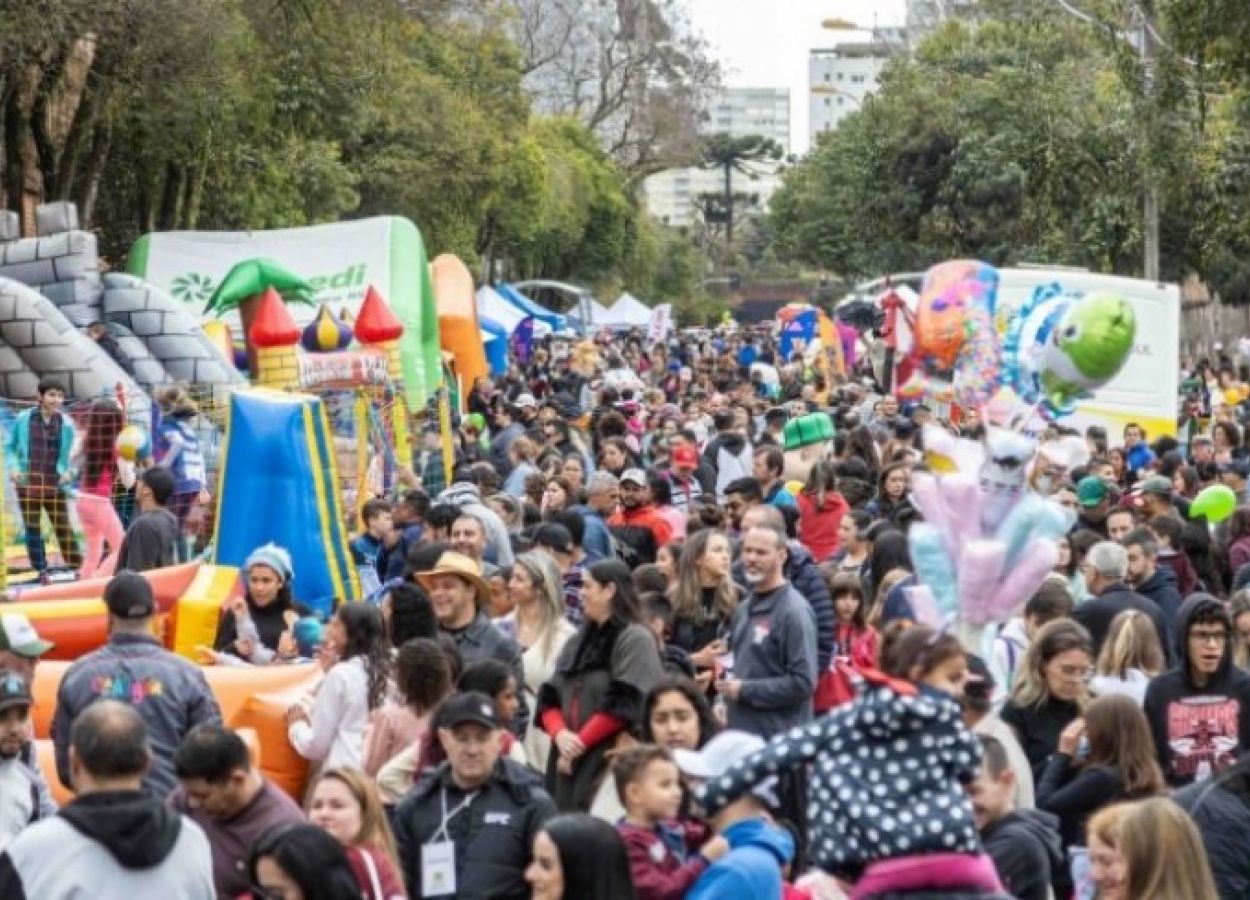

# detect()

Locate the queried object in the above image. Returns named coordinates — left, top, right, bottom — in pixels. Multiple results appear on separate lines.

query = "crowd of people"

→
left=3, top=328, right=1250, bottom=898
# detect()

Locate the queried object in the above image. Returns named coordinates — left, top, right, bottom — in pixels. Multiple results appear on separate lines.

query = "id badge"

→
left=421, top=840, right=456, bottom=897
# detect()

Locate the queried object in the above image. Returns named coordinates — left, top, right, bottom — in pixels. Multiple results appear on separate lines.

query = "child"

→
left=0, top=671, right=55, bottom=848
left=350, top=498, right=392, bottom=601
left=815, top=573, right=879, bottom=713
left=615, top=746, right=727, bottom=900
left=699, top=622, right=1006, bottom=896
left=986, top=578, right=1073, bottom=711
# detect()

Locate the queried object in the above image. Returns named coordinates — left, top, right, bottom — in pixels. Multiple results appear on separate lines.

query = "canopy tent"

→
left=602, top=292, right=653, bottom=328
left=495, top=283, right=567, bottom=333
left=475, top=286, right=551, bottom=337
left=567, top=297, right=615, bottom=331
left=480, top=318, right=508, bottom=376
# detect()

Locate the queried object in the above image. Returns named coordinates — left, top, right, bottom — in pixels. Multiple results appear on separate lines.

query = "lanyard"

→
left=433, top=787, right=479, bottom=843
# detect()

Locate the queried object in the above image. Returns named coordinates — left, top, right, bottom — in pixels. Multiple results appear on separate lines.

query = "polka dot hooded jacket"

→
left=698, top=679, right=983, bottom=877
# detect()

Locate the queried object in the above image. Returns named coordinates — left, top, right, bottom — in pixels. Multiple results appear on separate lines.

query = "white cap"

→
left=673, top=730, right=765, bottom=780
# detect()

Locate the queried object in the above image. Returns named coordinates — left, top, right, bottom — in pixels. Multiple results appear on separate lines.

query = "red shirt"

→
left=796, top=491, right=849, bottom=564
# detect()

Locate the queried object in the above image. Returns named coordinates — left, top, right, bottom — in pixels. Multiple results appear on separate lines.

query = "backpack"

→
left=609, top=524, right=657, bottom=568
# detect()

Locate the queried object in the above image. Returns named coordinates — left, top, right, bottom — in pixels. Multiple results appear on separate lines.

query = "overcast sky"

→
left=684, top=0, right=908, bottom=154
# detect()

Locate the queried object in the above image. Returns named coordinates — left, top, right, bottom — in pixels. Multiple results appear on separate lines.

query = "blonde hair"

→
left=512, top=552, right=566, bottom=660
left=307, top=767, right=400, bottom=873
left=1096, top=610, right=1165, bottom=680
left=1090, top=799, right=1218, bottom=900
left=869, top=568, right=911, bottom=627
left=1010, top=619, right=1093, bottom=709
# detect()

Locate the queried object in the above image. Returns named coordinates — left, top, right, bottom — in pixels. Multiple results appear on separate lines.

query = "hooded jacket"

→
left=1133, top=566, right=1182, bottom=646
left=1175, top=757, right=1250, bottom=899
left=702, top=431, right=753, bottom=503
left=686, top=817, right=793, bottom=900
left=1072, top=581, right=1171, bottom=664
left=1142, top=593, right=1250, bottom=787
left=981, top=808, right=1063, bottom=900
left=0, top=790, right=214, bottom=899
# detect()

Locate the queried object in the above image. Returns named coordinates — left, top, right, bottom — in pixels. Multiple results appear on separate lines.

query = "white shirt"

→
left=288, top=655, right=369, bottom=770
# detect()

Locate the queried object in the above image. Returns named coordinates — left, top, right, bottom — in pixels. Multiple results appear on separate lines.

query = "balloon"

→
left=903, top=260, right=1001, bottom=404
left=978, top=428, right=1036, bottom=534
left=301, top=304, right=353, bottom=353
left=952, top=303, right=1001, bottom=409
left=1192, top=484, right=1237, bottom=524
left=1224, top=388, right=1242, bottom=408
left=114, top=426, right=150, bottom=462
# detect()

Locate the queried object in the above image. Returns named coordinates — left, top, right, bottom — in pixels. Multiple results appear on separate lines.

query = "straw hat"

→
left=416, top=552, right=490, bottom=608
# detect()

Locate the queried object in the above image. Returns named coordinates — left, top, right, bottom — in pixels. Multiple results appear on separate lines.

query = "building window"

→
left=823, top=97, right=831, bottom=106
left=851, top=75, right=865, bottom=84
left=837, top=72, right=844, bottom=81
left=837, top=97, right=844, bottom=105
left=823, top=72, right=830, bottom=82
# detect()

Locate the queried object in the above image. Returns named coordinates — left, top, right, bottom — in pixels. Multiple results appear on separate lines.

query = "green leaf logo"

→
left=171, top=272, right=217, bottom=304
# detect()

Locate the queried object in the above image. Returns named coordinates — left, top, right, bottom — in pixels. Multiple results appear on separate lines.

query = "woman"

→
left=214, top=543, right=301, bottom=662
left=640, top=676, right=719, bottom=752
left=1001, top=619, right=1094, bottom=784
left=1087, top=799, right=1219, bottom=900
left=865, top=461, right=910, bottom=522
left=249, top=823, right=365, bottom=900
left=362, top=637, right=451, bottom=777
left=306, top=769, right=406, bottom=899
left=598, top=437, right=635, bottom=479
left=1109, top=447, right=1130, bottom=490
left=560, top=453, right=587, bottom=495
left=1172, top=464, right=1199, bottom=500
left=542, top=476, right=576, bottom=516
left=656, top=541, right=682, bottom=586
left=538, top=559, right=664, bottom=811
left=668, top=530, right=738, bottom=673
left=287, top=603, right=391, bottom=770
left=502, top=436, right=540, bottom=498
left=1232, top=590, right=1250, bottom=668
left=797, top=459, right=849, bottom=564
left=73, top=399, right=131, bottom=579
left=1036, top=694, right=1165, bottom=853
left=865, top=528, right=916, bottom=625
left=526, top=813, right=637, bottom=900
left=154, top=386, right=208, bottom=550
left=1228, top=507, right=1250, bottom=575
left=829, top=509, right=873, bottom=577
left=1213, top=420, right=1242, bottom=459
left=1090, top=611, right=1166, bottom=704
left=495, top=553, right=577, bottom=770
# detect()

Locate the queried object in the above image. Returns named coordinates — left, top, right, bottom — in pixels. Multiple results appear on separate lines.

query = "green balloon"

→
left=1191, top=483, right=1237, bottom=524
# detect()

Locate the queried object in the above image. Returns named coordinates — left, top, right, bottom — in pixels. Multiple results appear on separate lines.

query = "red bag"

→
left=813, top=659, right=860, bottom=714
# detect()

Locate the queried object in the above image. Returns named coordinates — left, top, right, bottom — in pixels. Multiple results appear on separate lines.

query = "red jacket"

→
left=797, top=490, right=849, bottom=564
left=609, top=504, right=674, bottom=547
left=617, top=820, right=710, bottom=900
left=345, top=845, right=406, bottom=900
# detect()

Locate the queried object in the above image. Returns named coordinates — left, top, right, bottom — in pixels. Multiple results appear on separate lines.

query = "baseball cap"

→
left=515, top=393, right=538, bottom=409
left=1138, top=475, right=1173, bottom=498
left=671, top=445, right=698, bottom=467
left=533, top=522, right=574, bottom=555
left=104, top=572, right=155, bottom=620
left=0, top=671, right=32, bottom=713
left=1076, top=476, right=1109, bottom=508
left=437, top=691, right=499, bottom=730
left=674, top=730, right=766, bottom=780
left=0, top=613, right=53, bottom=658
left=620, top=468, right=647, bottom=487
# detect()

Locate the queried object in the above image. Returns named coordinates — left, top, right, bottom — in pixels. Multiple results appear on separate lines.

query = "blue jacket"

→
left=569, top=505, right=613, bottom=563
left=5, top=408, right=74, bottom=480
left=687, top=818, right=792, bottom=900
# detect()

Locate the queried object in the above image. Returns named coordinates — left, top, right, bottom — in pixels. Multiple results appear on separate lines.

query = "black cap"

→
left=437, top=691, right=499, bottom=730
left=533, top=522, right=573, bottom=555
left=104, top=572, right=155, bottom=620
left=0, top=670, right=32, bottom=712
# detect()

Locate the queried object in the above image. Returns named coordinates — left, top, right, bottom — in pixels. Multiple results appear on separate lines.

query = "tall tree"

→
left=698, top=133, right=783, bottom=246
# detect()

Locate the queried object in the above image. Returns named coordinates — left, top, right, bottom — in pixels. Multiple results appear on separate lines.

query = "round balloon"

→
left=1192, top=484, right=1237, bottom=524
left=115, top=425, right=150, bottom=462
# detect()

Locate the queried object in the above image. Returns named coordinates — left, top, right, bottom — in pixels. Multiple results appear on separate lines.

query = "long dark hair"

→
left=336, top=603, right=391, bottom=710
left=541, top=814, right=637, bottom=900
left=82, top=399, right=124, bottom=485
left=868, top=528, right=912, bottom=589
left=249, top=824, right=363, bottom=900
left=587, top=559, right=644, bottom=626
left=640, top=677, right=718, bottom=749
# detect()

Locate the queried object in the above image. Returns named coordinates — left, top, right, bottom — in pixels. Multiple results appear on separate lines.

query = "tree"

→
left=698, top=133, right=783, bottom=247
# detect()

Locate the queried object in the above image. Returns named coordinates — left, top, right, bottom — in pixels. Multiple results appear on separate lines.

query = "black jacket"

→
left=1134, top=567, right=1183, bottom=647
left=392, top=758, right=556, bottom=900
left=1175, top=757, right=1250, bottom=899
left=981, top=808, right=1064, bottom=900
left=1000, top=696, right=1082, bottom=786
left=1036, top=755, right=1129, bottom=848
left=1072, top=582, right=1171, bottom=663
left=1143, top=593, right=1250, bottom=787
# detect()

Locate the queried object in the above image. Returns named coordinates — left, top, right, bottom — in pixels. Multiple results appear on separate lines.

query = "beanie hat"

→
left=244, top=543, right=294, bottom=584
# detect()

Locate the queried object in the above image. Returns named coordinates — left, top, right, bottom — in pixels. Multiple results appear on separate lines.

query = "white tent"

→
left=476, top=286, right=550, bottom=336
left=602, top=292, right=652, bottom=328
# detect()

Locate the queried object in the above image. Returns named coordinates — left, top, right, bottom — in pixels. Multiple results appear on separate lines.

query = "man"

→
left=1124, top=526, right=1183, bottom=642
left=701, top=410, right=752, bottom=503
left=418, top=552, right=528, bottom=735
left=0, top=613, right=53, bottom=682
left=1176, top=754, right=1250, bottom=898
left=115, top=467, right=180, bottom=572
left=439, top=474, right=515, bottom=566
left=717, top=522, right=817, bottom=737
left=52, top=573, right=221, bottom=796
left=609, top=469, right=671, bottom=561
left=533, top=522, right=584, bottom=624
left=86, top=321, right=136, bottom=377
left=5, top=378, right=80, bottom=578
left=723, top=477, right=763, bottom=534
left=0, top=701, right=214, bottom=898
left=1123, top=422, right=1155, bottom=475
left=1220, top=459, right=1250, bottom=509
left=666, top=442, right=705, bottom=515
left=752, top=446, right=797, bottom=509
left=968, top=735, right=1063, bottom=900
left=1105, top=506, right=1138, bottom=544
left=1073, top=541, right=1170, bottom=660
left=392, top=692, right=555, bottom=899
left=450, top=512, right=495, bottom=577
left=1136, top=474, right=1178, bottom=520
left=0, top=671, right=56, bottom=848
left=377, top=488, right=428, bottom=583
left=488, top=403, right=524, bottom=478
left=1073, top=476, right=1112, bottom=538
left=1190, top=434, right=1215, bottom=466
left=868, top=394, right=903, bottom=443
left=415, top=423, right=450, bottom=497
left=170, top=724, right=303, bottom=898
left=574, top=471, right=618, bottom=563
left=1144, top=593, right=1250, bottom=787
left=514, top=392, right=540, bottom=427
left=761, top=407, right=788, bottom=446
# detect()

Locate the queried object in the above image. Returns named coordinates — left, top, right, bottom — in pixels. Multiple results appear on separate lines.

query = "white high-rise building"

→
left=808, top=41, right=891, bottom=142
left=643, top=87, right=790, bottom=229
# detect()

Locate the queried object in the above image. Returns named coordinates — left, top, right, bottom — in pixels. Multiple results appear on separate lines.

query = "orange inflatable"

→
left=432, top=253, right=489, bottom=393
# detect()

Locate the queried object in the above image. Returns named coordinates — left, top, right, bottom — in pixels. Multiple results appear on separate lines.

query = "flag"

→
left=648, top=303, right=673, bottom=344
left=510, top=316, right=534, bottom=366
left=779, top=309, right=817, bottom=359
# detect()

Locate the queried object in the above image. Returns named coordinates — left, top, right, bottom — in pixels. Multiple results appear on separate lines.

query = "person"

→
left=962, top=655, right=1035, bottom=808
left=815, top=571, right=879, bottom=714
left=287, top=602, right=390, bottom=771
left=668, top=529, right=738, bottom=680
left=1000, top=619, right=1093, bottom=784
left=362, top=636, right=452, bottom=777
left=829, top=508, right=872, bottom=577
left=987, top=577, right=1073, bottom=711
left=115, top=466, right=181, bottom=572
left=212, top=543, right=301, bottom=663
left=796, top=459, right=848, bottom=564
left=439, top=475, right=516, bottom=566
left=1090, top=609, right=1166, bottom=704
left=609, top=468, right=672, bottom=559
left=641, top=677, right=719, bottom=753
left=1175, top=753, right=1250, bottom=897
left=0, top=670, right=55, bottom=849
left=538, top=559, right=664, bottom=811
left=1036, top=693, right=1165, bottom=855
left=578, top=470, right=619, bottom=562
left=1085, top=798, right=1219, bottom=900
left=717, top=521, right=818, bottom=737
left=1148, top=513, right=1199, bottom=596
left=665, top=443, right=705, bottom=514
left=1072, top=541, right=1169, bottom=661
left=1143, top=592, right=1250, bottom=787
left=52, top=572, right=221, bottom=796
left=249, top=823, right=366, bottom=900
left=72, top=398, right=131, bottom=579
left=0, top=701, right=215, bottom=898
left=416, top=550, right=529, bottom=735
left=170, top=724, right=304, bottom=898
left=968, top=735, right=1062, bottom=900
left=350, top=498, right=393, bottom=599
left=450, top=511, right=493, bottom=574
left=864, top=461, right=910, bottom=523
left=6, top=377, right=81, bottom=578
left=1105, top=507, right=1137, bottom=544
left=1074, top=475, right=1112, bottom=538
left=527, top=812, right=638, bottom=900
left=457, top=659, right=528, bottom=764
left=614, top=746, right=728, bottom=899
left=1122, top=527, right=1182, bottom=648
left=154, top=386, right=208, bottom=554
left=392, top=691, right=556, bottom=899
left=751, top=445, right=796, bottom=509
left=0, top=612, right=53, bottom=682
left=306, top=768, right=406, bottom=899
left=722, top=477, right=762, bottom=534
left=375, top=489, right=428, bottom=583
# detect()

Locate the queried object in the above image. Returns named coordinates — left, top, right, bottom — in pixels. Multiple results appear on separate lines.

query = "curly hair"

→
left=336, top=603, right=391, bottom=710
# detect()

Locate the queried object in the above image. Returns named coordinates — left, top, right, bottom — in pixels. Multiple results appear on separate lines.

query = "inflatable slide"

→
left=432, top=253, right=490, bottom=392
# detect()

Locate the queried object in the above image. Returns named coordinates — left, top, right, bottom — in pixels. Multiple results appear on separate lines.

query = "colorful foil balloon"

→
left=1003, top=284, right=1136, bottom=420
left=301, top=304, right=354, bottom=353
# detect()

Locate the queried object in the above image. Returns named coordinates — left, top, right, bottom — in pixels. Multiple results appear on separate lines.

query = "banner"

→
left=509, top=316, right=535, bottom=366
left=648, top=303, right=673, bottom=344
left=780, top=309, right=817, bottom=359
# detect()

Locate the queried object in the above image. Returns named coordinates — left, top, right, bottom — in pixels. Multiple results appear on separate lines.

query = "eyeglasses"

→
left=1190, top=630, right=1230, bottom=646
